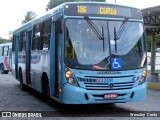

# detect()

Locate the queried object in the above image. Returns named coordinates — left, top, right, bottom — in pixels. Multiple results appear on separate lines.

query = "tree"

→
left=46, top=0, right=106, bottom=10
left=21, top=11, right=37, bottom=24
left=146, top=35, right=151, bottom=52
left=8, top=30, right=13, bottom=40
left=0, top=37, right=11, bottom=44
left=157, top=34, right=160, bottom=48
left=146, top=34, right=160, bottom=52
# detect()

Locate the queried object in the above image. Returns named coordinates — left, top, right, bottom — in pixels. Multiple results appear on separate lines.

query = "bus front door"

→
left=26, top=30, right=32, bottom=85
left=15, top=36, right=19, bottom=79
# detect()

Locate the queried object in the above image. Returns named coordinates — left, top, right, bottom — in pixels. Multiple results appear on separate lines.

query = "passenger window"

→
left=19, top=31, right=26, bottom=51
left=19, top=34, right=22, bottom=51
left=32, top=24, right=41, bottom=50
left=40, top=19, right=51, bottom=50
left=22, top=32, right=26, bottom=51
left=3, top=46, right=9, bottom=56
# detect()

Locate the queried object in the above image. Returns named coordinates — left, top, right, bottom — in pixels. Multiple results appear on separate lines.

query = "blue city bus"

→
left=12, top=2, right=147, bottom=104
left=0, top=43, right=12, bottom=74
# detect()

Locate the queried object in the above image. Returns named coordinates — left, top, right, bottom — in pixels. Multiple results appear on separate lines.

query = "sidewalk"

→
left=147, top=74, right=160, bottom=90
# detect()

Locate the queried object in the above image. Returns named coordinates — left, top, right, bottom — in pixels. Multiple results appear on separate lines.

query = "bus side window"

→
left=3, top=46, right=9, bottom=56
left=19, top=31, right=26, bottom=52
left=19, top=33, right=22, bottom=52
left=22, top=31, right=26, bottom=51
left=32, top=23, right=41, bottom=50
left=40, top=19, right=51, bottom=50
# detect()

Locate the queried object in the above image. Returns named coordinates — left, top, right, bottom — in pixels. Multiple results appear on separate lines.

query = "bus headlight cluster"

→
left=139, top=69, right=147, bottom=85
left=65, top=69, right=79, bottom=86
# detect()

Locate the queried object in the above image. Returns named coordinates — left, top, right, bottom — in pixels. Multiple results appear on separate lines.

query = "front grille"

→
left=77, top=77, right=134, bottom=90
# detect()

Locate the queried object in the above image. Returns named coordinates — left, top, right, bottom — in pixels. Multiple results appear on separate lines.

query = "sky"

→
left=0, top=0, right=160, bottom=39
left=0, top=0, right=49, bottom=39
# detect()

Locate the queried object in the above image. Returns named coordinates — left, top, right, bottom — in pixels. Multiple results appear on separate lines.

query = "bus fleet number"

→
left=77, top=5, right=87, bottom=13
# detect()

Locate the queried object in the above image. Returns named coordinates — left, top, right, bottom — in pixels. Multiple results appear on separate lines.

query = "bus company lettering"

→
left=97, top=71, right=121, bottom=74
left=97, top=78, right=113, bottom=83
left=100, top=7, right=117, bottom=15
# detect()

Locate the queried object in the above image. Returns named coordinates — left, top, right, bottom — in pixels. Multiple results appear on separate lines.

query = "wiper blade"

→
left=114, top=27, right=117, bottom=52
left=84, top=16, right=104, bottom=40
left=115, top=18, right=128, bottom=40
left=114, top=18, right=128, bottom=52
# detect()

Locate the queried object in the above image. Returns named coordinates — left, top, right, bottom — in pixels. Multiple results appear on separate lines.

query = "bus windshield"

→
left=65, top=19, right=146, bottom=70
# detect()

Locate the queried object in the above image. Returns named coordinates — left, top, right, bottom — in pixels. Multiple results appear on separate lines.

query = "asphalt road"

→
left=0, top=73, right=160, bottom=120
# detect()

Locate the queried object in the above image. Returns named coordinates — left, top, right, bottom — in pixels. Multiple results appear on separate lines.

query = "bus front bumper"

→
left=61, top=83, right=147, bottom=104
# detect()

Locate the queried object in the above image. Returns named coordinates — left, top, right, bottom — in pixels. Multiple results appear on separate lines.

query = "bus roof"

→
left=13, top=2, right=141, bottom=34
left=0, top=43, right=12, bottom=47
left=63, top=2, right=140, bottom=10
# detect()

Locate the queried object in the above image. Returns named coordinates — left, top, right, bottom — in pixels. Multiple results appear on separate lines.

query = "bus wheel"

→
left=4, top=71, right=8, bottom=74
left=0, top=64, right=8, bottom=74
left=19, top=70, right=25, bottom=91
left=44, top=81, right=52, bottom=105
left=0, top=64, right=5, bottom=74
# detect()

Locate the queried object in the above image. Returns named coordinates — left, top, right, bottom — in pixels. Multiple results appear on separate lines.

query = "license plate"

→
left=104, top=93, right=118, bottom=99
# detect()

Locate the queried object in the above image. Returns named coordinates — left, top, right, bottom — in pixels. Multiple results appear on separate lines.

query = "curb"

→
left=147, top=82, right=160, bottom=90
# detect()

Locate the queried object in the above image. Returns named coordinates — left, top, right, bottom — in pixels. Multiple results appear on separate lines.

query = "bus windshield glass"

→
left=65, top=19, right=146, bottom=70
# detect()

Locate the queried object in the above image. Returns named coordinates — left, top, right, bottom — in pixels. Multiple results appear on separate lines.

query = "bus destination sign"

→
left=64, top=4, right=142, bottom=19
left=77, top=5, right=117, bottom=15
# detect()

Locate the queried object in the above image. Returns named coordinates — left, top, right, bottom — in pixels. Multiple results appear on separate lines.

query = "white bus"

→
left=156, top=48, right=160, bottom=52
left=0, top=43, right=12, bottom=74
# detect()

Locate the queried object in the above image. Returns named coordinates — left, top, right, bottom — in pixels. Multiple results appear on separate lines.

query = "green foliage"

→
left=146, top=35, right=151, bottom=52
left=22, top=11, right=37, bottom=24
left=157, top=34, right=160, bottom=48
left=0, top=38, right=11, bottom=44
left=46, top=0, right=106, bottom=10
left=146, top=34, right=160, bottom=52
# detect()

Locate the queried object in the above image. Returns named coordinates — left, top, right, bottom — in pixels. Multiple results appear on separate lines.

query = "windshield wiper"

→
left=114, top=27, right=117, bottom=52
left=115, top=18, right=128, bottom=40
left=84, top=16, right=104, bottom=40
left=114, top=18, right=128, bottom=52
left=84, top=16, right=105, bottom=51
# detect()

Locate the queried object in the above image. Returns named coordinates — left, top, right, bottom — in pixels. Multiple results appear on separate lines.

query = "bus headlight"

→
left=65, top=69, right=79, bottom=86
left=65, top=70, right=72, bottom=78
left=139, top=70, right=147, bottom=85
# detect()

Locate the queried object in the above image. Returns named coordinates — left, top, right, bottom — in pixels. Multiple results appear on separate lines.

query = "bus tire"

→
left=19, top=70, right=25, bottom=91
left=0, top=64, right=8, bottom=74
left=42, top=78, right=52, bottom=105
left=45, top=81, right=52, bottom=105
left=4, top=71, right=9, bottom=74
